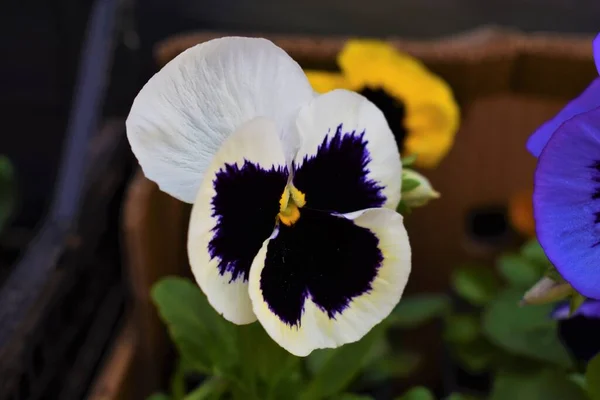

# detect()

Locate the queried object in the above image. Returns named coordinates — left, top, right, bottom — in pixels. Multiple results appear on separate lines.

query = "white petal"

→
left=248, top=208, right=411, bottom=356
left=292, top=89, right=402, bottom=212
left=127, top=36, right=314, bottom=203
left=188, top=117, right=288, bottom=325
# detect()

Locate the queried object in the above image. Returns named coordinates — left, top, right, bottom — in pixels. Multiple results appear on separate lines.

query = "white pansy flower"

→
left=127, top=37, right=411, bottom=356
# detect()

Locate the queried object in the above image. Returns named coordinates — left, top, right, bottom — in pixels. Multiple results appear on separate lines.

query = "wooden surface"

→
left=155, top=28, right=596, bottom=103
left=86, top=318, right=137, bottom=400
left=121, top=170, right=192, bottom=398
left=404, top=94, right=564, bottom=292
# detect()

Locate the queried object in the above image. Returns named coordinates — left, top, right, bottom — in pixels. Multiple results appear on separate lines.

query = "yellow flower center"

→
left=278, top=184, right=306, bottom=226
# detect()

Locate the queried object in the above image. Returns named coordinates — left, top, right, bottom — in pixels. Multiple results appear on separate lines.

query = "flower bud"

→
left=521, top=276, right=573, bottom=306
left=401, top=168, right=440, bottom=208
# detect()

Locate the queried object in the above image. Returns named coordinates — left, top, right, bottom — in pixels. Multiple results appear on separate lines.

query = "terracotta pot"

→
left=91, top=28, right=597, bottom=399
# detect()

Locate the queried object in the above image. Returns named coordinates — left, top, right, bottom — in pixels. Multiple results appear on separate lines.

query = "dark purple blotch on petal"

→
left=588, top=161, right=600, bottom=246
left=293, top=123, right=386, bottom=214
left=259, top=209, right=383, bottom=327
left=589, top=161, right=600, bottom=246
left=590, top=160, right=600, bottom=198
left=209, top=160, right=288, bottom=282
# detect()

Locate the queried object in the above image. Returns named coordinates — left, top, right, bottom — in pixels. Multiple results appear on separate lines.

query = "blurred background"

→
left=1, top=1, right=599, bottom=399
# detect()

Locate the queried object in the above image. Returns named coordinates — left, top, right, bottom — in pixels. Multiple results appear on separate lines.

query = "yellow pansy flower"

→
left=306, top=40, right=460, bottom=168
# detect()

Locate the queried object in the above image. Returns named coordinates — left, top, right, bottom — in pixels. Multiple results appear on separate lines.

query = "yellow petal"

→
left=338, top=40, right=427, bottom=88
left=404, top=101, right=460, bottom=168
left=304, top=70, right=356, bottom=94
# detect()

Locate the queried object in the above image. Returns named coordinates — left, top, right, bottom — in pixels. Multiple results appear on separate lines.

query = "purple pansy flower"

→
left=527, top=34, right=600, bottom=299
left=552, top=300, right=600, bottom=362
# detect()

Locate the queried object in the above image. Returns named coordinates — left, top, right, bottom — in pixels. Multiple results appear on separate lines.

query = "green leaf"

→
left=0, top=155, right=16, bottom=232
left=568, top=373, right=586, bottom=391
left=171, top=359, right=189, bottom=400
left=267, top=369, right=305, bottom=400
left=444, top=313, right=480, bottom=344
left=397, top=200, right=412, bottom=216
left=151, top=277, right=237, bottom=373
left=446, top=394, right=479, bottom=400
left=333, top=394, right=375, bottom=400
left=355, top=339, right=402, bottom=386
left=402, top=154, right=418, bottom=167
left=452, top=266, right=500, bottom=306
left=396, top=386, right=435, bottom=400
left=446, top=394, right=481, bottom=400
left=569, top=292, right=586, bottom=316
left=361, top=350, right=422, bottom=383
left=490, top=369, right=588, bottom=400
left=147, top=394, right=171, bottom=400
left=497, top=253, right=544, bottom=288
left=350, top=333, right=396, bottom=387
left=520, top=240, right=550, bottom=267
left=482, top=288, right=573, bottom=367
left=183, top=378, right=228, bottom=400
left=236, top=323, right=301, bottom=398
left=402, top=178, right=421, bottom=192
left=389, top=294, right=451, bottom=328
left=306, top=348, right=335, bottom=377
left=451, top=338, right=498, bottom=373
left=387, top=350, right=422, bottom=378
left=363, top=332, right=391, bottom=368
left=586, top=353, right=600, bottom=400
left=544, top=265, right=565, bottom=283
left=299, top=327, right=383, bottom=400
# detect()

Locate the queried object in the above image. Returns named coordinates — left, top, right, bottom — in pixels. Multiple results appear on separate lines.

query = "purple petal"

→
left=551, top=302, right=571, bottom=320
left=595, top=34, right=600, bottom=75
left=534, top=106, right=600, bottom=299
left=552, top=300, right=600, bottom=320
left=527, top=78, right=600, bottom=157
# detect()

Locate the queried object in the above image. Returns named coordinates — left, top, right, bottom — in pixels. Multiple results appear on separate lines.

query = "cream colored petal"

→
left=293, top=89, right=402, bottom=212
left=188, top=117, right=288, bottom=325
left=248, top=208, right=411, bottom=356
